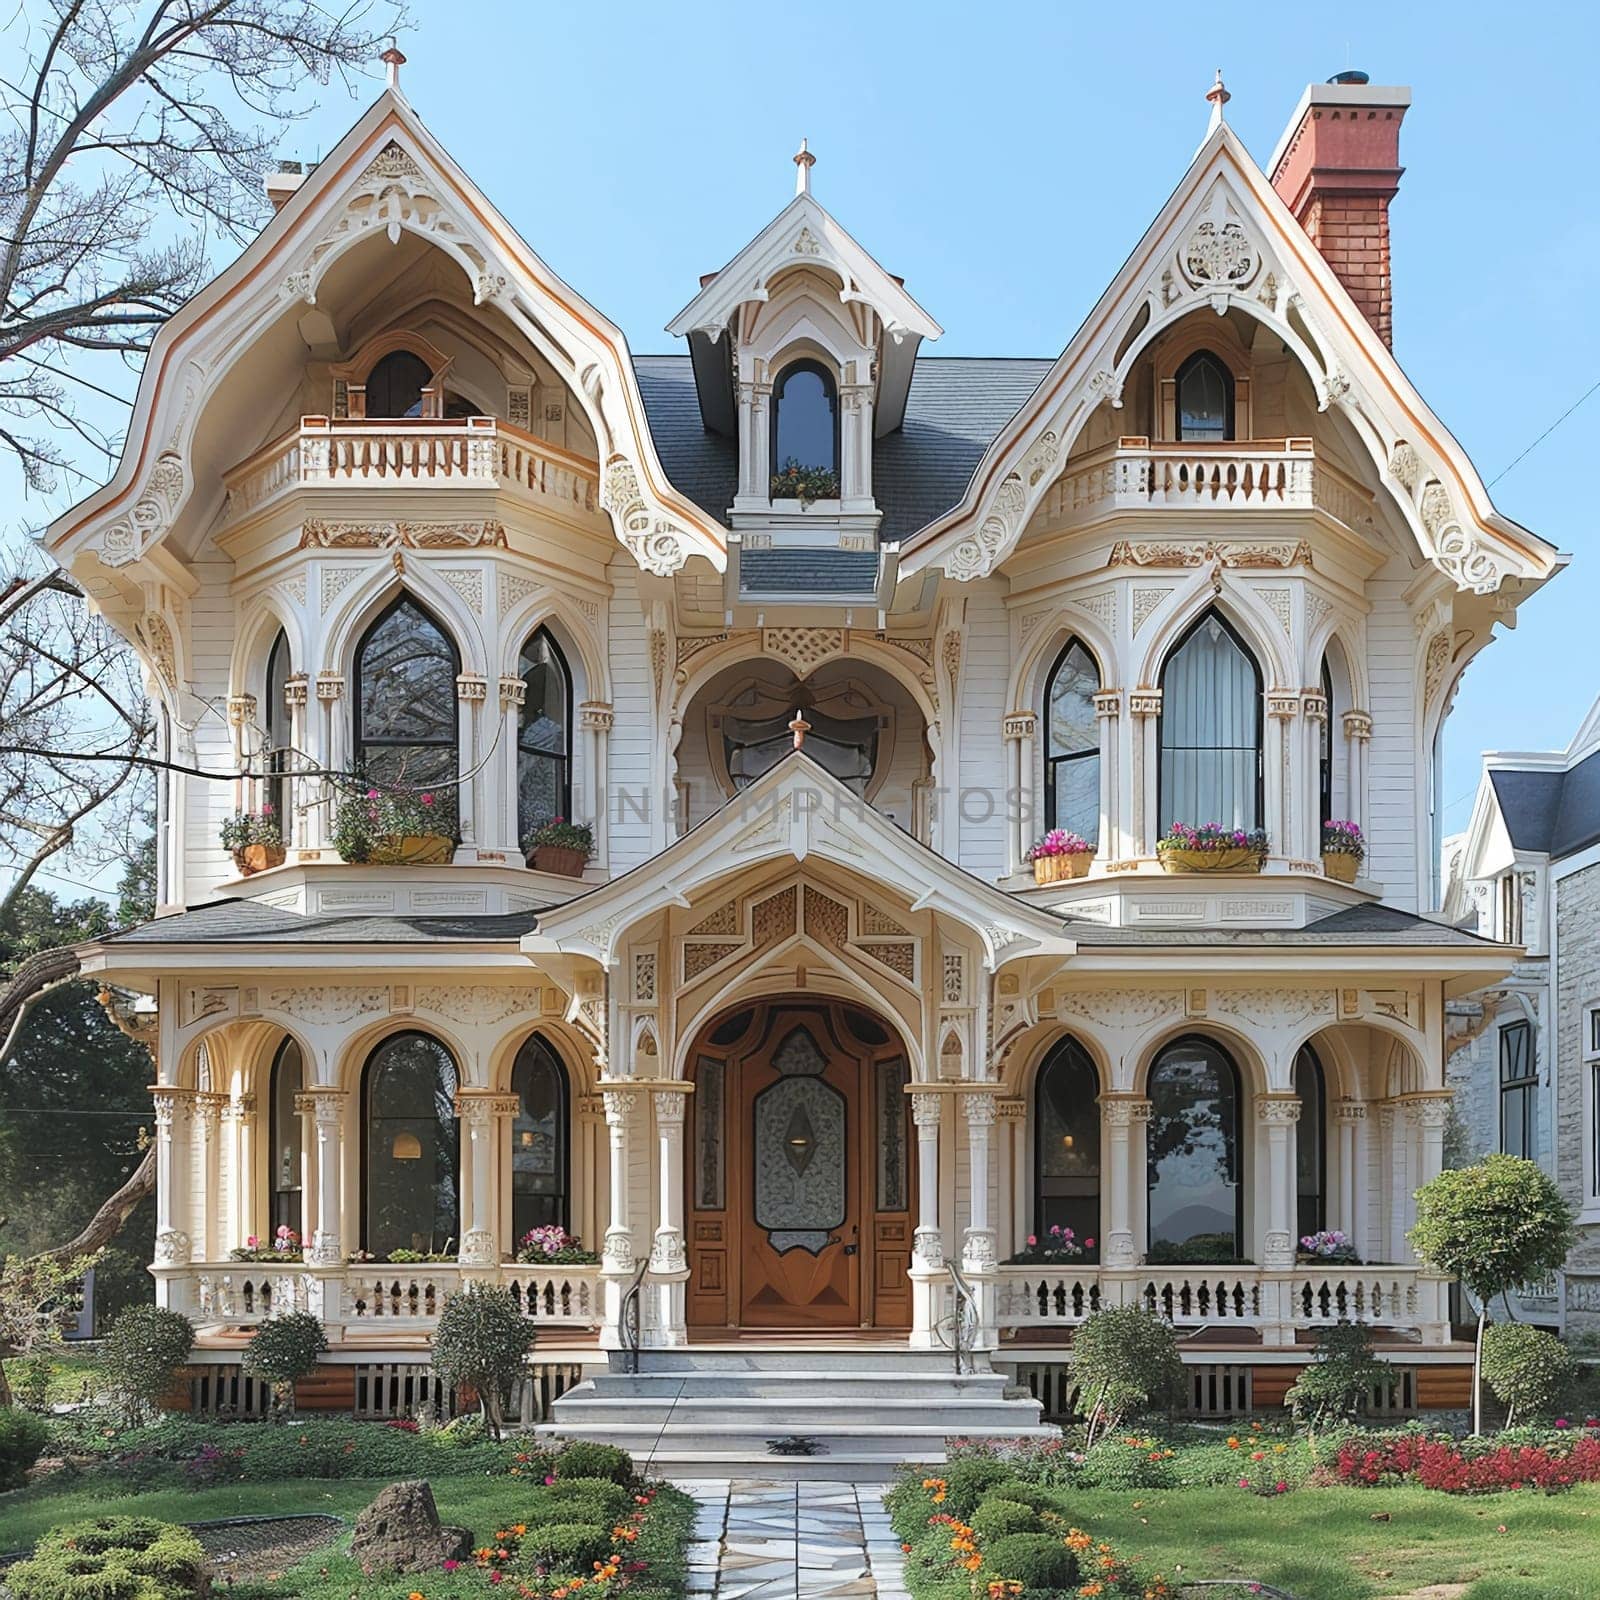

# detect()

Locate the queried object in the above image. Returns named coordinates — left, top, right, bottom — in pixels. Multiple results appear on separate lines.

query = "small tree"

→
left=1481, top=1322, right=1573, bottom=1427
left=241, top=1311, right=326, bottom=1417
left=1284, top=1320, right=1397, bottom=1430
left=1410, top=1154, right=1576, bottom=1433
left=98, top=1305, right=194, bottom=1426
left=1068, top=1304, right=1184, bottom=1447
left=0, top=1252, right=92, bottom=1408
left=430, top=1283, right=535, bottom=1439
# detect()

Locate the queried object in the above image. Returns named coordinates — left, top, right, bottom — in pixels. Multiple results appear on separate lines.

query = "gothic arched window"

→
left=1158, top=610, right=1263, bottom=833
left=354, top=596, right=460, bottom=799
left=1034, top=1036, right=1100, bottom=1257
left=365, top=349, right=432, bottom=417
left=1294, top=1045, right=1327, bottom=1237
left=362, top=1032, right=460, bottom=1257
left=1147, top=1036, right=1243, bottom=1263
left=1044, top=639, right=1101, bottom=845
left=771, top=361, right=839, bottom=488
left=1175, top=351, right=1233, bottom=442
left=510, top=1035, right=570, bottom=1240
left=265, top=629, right=292, bottom=844
left=269, top=1038, right=303, bottom=1237
left=1319, top=656, right=1335, bottom=833
left=517, top=627, right=572, bottom=841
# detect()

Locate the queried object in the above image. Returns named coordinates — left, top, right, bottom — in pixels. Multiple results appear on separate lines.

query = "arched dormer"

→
left=332, top=329, right=457, bottom=420
left=1152, top=315, right=1253, bottom=443
left=770, top=358, right=840, bottom=498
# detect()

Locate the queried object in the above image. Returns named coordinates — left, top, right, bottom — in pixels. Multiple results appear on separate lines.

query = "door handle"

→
left=843, top=1244, right=858, bottom=1256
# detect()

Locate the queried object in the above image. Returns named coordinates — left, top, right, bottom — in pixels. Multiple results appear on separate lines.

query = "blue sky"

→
left=8, top=0, right=1600, bottom=899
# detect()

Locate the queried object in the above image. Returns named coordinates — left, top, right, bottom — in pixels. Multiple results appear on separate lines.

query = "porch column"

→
left=297, top=1089, right=347, bottom=1265
left=1094, top=690, right=1122, bottom=861
left=194, top=1092, right=225, bottom=1262
left=1377, top=1104, right=1405, bottom=1262
left=1258, top=1094, right=1301, bottom=1347
left=1343, top=711, right=1372, bottom=837
left=999, top=1098, right=1028, bottom=1257
left=909, top=1090, right=945, bottom=1349
left=1002, top=712, right=1034, bottom=876
left=1410, top=1092, right=1454, bottom=1341
left=599, top=1088, right=637, bottom=1351
left=284, top=674, right=311, bottom=854
left=315, top=675, right=344, bottom=851
left=457, top=1092, right=509, bottom=1269
left=150, top=1087, right=194, bottom=1311
left=455, top=675, right=487, bottom=858
left=962, top=1091, right=998, bottom=1346
left=649, top=1088, right=690, bottom=1347
left=581, top=703, right=614, bottom=871
left=1265, top=695, right=1299, bottom=862
left=1099, top=1094, right=1147, bottom=1272
left=1130, top=691, right=1160, bottom=855
left=1333, top=1101, right=1365, bottom=1241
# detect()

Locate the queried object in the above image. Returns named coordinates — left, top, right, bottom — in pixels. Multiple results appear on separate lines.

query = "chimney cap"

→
left=1328, top=69, right=1370, bottom=85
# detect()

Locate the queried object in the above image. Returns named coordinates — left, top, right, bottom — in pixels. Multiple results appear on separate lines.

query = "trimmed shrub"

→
left=545, top=1474, right=633, bottom=1523
left=7, top=1515, right=207, bottom=1600
left=241, top=1310, right=326, bottom=1411
left=1070, top=1304, right=1184, bottom=1443
left=1075, top=1435, right=1178, bottom=1490
left=553, top=1438, right=634, bottom=1485
left=98, top=1305, right=195, bottom=1425
left=0, top=1405, right=50, bottom=1490
left=430, top=1282, right=536, bottom=1438
left=518, top=1520, right=612, bottom=1574
left=970, top=1495, right=1042, bottom=1542
left=982, top=1531, right=1080, bottom=1589
left=939, top=1453, right=1013, bottom=1520
left=1481, top=1323, right=1574, bottom=1425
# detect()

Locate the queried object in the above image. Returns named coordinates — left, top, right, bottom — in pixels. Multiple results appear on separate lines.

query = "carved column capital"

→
left=455, top=673, right=488, bottom=704
left=1128, top=689, right=1162, bottom=718
left=1002, top=711, right=1036, bottom=742
left=1301, top=691, right=1329, bottom=722
left=315, top=672, right=344, bottom=702
left=653, top=1088, right=689, bottom=1125
left=580, top=700, right=615, bottom=732
left=294, top=1087, right=346, bottom=1126
left=150, top=1085, right=193, bottom=1129
left=1256, top=1094, right=1303, bottom=1124
left=1099, top=1094, right=1151, bottom=1127
left=226, top=694, right=258, bottom=727
left=603, top=1088, right=637, bottom=1127
left=911, top=1091, right=943, bottom=1129
left=1266, top=691, right=1300, bottom=721
left=498, top=675, right=527, bottom=711
left=1093, top=689, right=1123, bottom=719
left=283, top=673, right=310, bottom=709
left=961, top=1090, right=998, bottom=1128
left=1342, top=709, right=1372, bottom=741
left=1332, top=1099, right=1368, bottom=1123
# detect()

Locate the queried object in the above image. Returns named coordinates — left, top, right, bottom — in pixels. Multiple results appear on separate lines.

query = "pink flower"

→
left=1274, top=1481, right=1287, bottom=1493
left=443, top=1559, right=459, bottom=1572
left=421, top=793, right=435, bottom=806
left=245, top=1236, right=258, bottom=1250
left=1556, top=1418, right=1571, bottom=1429
left=367, top=788, right=379, bottom=799
left=1026, top=1235, right=1037, bottom=1246
left=1085, top=1238, right=1096, bottom=1249
left=1239, top=1477, right=1250, bottom=1488
left=544, top=1474, right=557, bottom=1485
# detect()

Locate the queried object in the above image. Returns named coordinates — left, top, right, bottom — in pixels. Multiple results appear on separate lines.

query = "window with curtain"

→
left=1147, top=1036, right=1242, bottom=1263
left=362, top=1032, right=460, bottom=1257
left=265, top=630, right=292, bottom=844
left=1158, top=611, right=1262, bottom=832
left=1293, top=1046, right=1326, bottom=1238
left=1499, top=1020, right=1536, bottom=1159
left=1175, top=351, right=1233, bottom=442
left=269, top=1038, right=303, bottom=1236
left=1034, top=1036, right=1100, bottom=1256
left=517, top=627, right=572, bottom=840
left=1044, top=639, right=1100, bottom=844
left=365, top=349, right=432, bottom=417
left=511, top=1034, right=569, bottom=1239
left=771, top=361, right=839, bottom=481
left=354, top=597, right=460, bottom=800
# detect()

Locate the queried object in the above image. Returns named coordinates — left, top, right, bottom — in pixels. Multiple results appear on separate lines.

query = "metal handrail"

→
left=618, top=1258, right=650, bottom=1376
left=945, top=1260, right=979, bottom=1377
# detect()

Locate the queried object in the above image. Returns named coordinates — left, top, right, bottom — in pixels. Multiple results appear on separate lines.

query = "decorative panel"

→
left=695, top=1058, right=725, bottom=1211
left=876, top=1057, right=910, bottom=1211
left=753, top=1029, right=844, bottom=1254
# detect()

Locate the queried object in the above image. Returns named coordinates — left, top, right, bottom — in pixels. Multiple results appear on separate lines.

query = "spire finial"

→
left=789, top=712, right=811, bottom=750
left=1205, top=68, right=1231, bottom=134
left=793, top=137, right=815, bottom=197
left=381, top=43, right=406, bottom=90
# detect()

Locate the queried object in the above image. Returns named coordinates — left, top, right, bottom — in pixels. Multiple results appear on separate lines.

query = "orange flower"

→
left=1226, top=1436, right=1240, bottom=1449
left=1079, top=1584, right=1104, bottom=1597
left=1065, top=1528, right=1094, bottom=1551
left=408, top=1593, right=426, bottom=1600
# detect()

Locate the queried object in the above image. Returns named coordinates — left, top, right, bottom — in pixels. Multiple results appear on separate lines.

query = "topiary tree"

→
left=1284, top=1320, right=1397, bottom=1431
left=1068, top=1303, right=1185, bottom=1446
left=98, top=1304, right=194, bottom=1426
left=7, top=1515, right=208, bottom=1600
left=241, top=1311, right=327, bottom=1417
left=1410, top=1154, right=1576, bottom=1433
left=430, top=1282, right=535, bottom=1439
left=1481, top=1322, right=1573, bottom=1427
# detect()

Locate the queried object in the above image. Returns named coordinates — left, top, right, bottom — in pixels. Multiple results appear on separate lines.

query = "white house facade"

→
left=49, top=67, right=1562, bottom=1427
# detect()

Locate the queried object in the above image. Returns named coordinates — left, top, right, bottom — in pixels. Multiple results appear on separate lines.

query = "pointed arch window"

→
left=365, top=349, right=433, bottom=418
left=517, top=628, right=572, bottom=841
left=1158, top=610, right=1262, bottom=833
left=1293, top=1045, right=1326, bottom=1237
left=1044, top=639, right=1101, bottom=845
left=511, top=1035, right=570, bottom=1239
left=1147, top=1036, right=1243, bottom=1263
left=265, top=630, right=293, bottom=844
left=354, top=596, right=460, bottom=798
left=269, top=1038, right=303, bottom=1237
left=1318, top=657, right=1335, bottom=833
left=362, top=1032, right=460, bottom=1257
left=771, top=361, right=839, bottom=488
left=1034, top=1036, right=1100, bottom=1258
left=1175, top=351, right=1233, bottom=442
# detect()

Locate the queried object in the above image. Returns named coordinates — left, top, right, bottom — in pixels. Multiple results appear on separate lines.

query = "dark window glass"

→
left=269, top=1039, right=303, bottom=1236
left=365, top=350, right=432, bottom=418
left=1319, top=659, right=1334, bottom=833
left=362, top=1032, right=460, bottom=1256
left=1158, top=610, right=1262, bottom=832
left=1147, top=1037, right=1242, bottom=1262
left=1044, top=640, right=1100, bottom=845
left=1293, top=1046, right=1326, bottom=1238
left=1499, top=1020, right=1536, bottom=1159
left=511, top=1035, right=569, bottom=1238
left=1034, top=1037, right=1100, bottom=1257
left=266, top=630, right=292, bottom=844
left=723, top=689, right=877, bottom=794
left=1175, top=351, right=1233, bottom=442
left=771, top=361, right=839, bottom=480
left=518, top=628, right=572, bottom=840
left=354, top=597, right=460, bottom=801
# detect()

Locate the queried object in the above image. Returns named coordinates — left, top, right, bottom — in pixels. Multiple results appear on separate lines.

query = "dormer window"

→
left=365, top=349, right=432, bottom=418
left=1175, top=351, right=1233, bottom=442
left=771, top=360, right=840, bottom=498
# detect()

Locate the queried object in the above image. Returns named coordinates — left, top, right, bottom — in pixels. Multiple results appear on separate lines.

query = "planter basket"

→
left=1033, top=853, right=1091, bottom=884
left=1322, top=852, right=1360, bottom=883
left=365, top=832, right=454, bottom=866
left=1158, top=846, right=1265, bottom=874
left=233, top=843, right=286, bottom=876
left=532, top=844, right=588, bottom=878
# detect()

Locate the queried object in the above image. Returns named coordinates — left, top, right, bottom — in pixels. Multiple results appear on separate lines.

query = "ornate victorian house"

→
left=48, top=68, right=1561, bottom=1449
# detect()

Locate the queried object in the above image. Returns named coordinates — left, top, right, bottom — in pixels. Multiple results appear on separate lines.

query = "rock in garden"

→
left=348, top=1479, right=471, bottom=1574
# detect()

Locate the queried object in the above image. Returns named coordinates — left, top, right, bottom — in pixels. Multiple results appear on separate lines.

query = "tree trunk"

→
left=32, top=1145, right=154, bottom=1266
left=1473, top=1304, right=1486, bottom=1435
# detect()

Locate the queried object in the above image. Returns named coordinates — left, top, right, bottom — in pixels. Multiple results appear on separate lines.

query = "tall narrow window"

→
left=1499, top=1019, right=1536, bottom=1160
left=517, top=628, right=572, bottom=841
left=1034, top=1036, right=1101, bottom=1257
left=1587, top=1007, right=1600, bottom=1200
left=1318, top=658, right=1334, bottom=833
left=362, top=1032, right=460, bottom=1257
left=1158, top=610, right=1262, bottom=832
left=1147, top=1036, right=1242, bottom=1263
left=265, top=630, right=292, bottom=844
left=771, top=361, right=839, bottom=488
left=510, top=1035, right=569, bottom=1239
left=365, top=349, right=432, bottom=417
left=269, top=1038, right=303, bottom=1236
left=354, top=596, right=460, bottom=801
left=1175, top=351, right=1233, bottom=442
left=1293, top=1046, right=1326, bottom=1238
left=1044, top=640, right=1101, bottom=845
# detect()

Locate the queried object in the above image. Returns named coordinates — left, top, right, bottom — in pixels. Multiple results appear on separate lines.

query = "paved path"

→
left=675, top=1479, right=910, bottom=1599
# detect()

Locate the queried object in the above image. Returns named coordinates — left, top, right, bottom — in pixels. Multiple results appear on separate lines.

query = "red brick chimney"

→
left=1269, top=76, right=1410, bottom=347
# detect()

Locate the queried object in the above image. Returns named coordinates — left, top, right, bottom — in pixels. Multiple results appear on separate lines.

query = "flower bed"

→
left=1330, top=1424, right=1600, bottom=1494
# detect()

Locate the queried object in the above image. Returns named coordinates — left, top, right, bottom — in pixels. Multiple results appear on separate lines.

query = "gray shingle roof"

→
left=740, top=548, right=879, bottom=597
left=106, top=899, right=541, bottom=945
left=1056, top=902, right=1502, bottom=948
left=1490, top=751, right=1600, bottom=859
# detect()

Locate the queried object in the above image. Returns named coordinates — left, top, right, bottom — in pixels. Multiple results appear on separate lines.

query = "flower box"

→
left=233, top=842, right=286, bottom=876
left=522, top=818, right=593, bottom=878
left=1322, top=851, right=1359, bottom=883
left=333, top=783, right=457, bottom=864
left=531, top=844, right=587, bottom=878
left=366, top=832, right=454, bottom=866
left=1321, top=821, right=1365, bottom=883
left=1034, top=852, right=1090, bottom=884
left=1158, top=846, right=1264, bottom=874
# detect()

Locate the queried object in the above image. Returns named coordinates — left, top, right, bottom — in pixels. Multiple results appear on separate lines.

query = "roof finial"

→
left=793, top=137, right=815, bottom=197
left=381, top=42, right=406, bottom=91
left=1205, top=68, right=1231, bottom=134
left=789, top=711, right=811, bottom=750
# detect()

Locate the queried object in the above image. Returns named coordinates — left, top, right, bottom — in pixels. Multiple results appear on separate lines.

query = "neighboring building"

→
left=44, top=66, right=1563, bottom=1441
left=1442, top=701, right=1600, bottom=1331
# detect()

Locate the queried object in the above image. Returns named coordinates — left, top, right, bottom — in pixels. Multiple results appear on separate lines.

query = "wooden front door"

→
left=685, top=1001, right=913, bottom=1330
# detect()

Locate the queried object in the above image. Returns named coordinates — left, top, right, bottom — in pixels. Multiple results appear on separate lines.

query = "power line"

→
left=1489, top=377, right=1600, bottom=488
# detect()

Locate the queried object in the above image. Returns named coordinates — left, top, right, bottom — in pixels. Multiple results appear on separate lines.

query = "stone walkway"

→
left=675, top=1479, right=909, bottom=1599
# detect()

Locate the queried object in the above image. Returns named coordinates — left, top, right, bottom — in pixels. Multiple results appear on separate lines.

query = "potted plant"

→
left=332, top=782, right=455, bottom=865
left=1297, top=1228, right=1361, bottom=1266
left=1008, top=1223, right=1095, bottom=1265
left=769, top=458, right=841, bottom=507
left=1157, top=821, right=1268, bottom=874
left=513, top=1224, right=601, bottom=1265
left=1321, top=819, right=1365, bottom=883
left=1027, top=828, right=1094, bottom=883
left=523, top=817, right=593, bottom=878
left=229, top=1224, right=301, bottom=1262
left=220, top=807, right=285, bottom=875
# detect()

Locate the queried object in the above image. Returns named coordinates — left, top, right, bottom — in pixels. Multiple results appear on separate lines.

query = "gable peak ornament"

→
left=794, top=137, right=816, bottom=196
left=380, top=44, right=406, bottom=90
left=1205, top=68, right=1231, bottom=134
